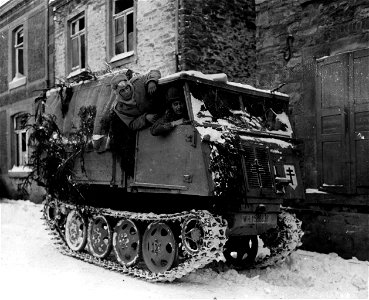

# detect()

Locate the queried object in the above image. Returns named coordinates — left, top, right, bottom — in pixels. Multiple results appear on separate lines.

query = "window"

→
left=69, top=14, right=86, bottom=72
left=9, top=26, right=27, bottom=89
left=112, top=0, right=134, bottom=58
left=14, top=114, right=29, bottom=167
left=14, top=27, right=24, bottom=78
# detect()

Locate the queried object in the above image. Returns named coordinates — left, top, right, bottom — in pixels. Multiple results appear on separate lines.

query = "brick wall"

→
left=179, top=0, right=256, bottom=84
left=53, top=0, right=178, bottom=80
left=255, top=0, right=369, bottom=188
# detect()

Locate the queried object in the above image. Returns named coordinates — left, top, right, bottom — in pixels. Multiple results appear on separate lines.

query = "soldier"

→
left=110, top=70, right=161, bottom=130
left=151, top=86, right=189, bottom=136
left=94, top=70, right=161, bottom=178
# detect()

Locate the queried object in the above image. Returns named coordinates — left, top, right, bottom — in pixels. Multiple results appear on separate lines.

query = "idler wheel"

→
left=224, top=235, right=258, bottom=269
left=43, top=199, right=57, bottom=226
left=142, top=222, right=178, bottom=273
left=65, top=210, right=88, bottom=251
left=181, top=216, right=205, bottom=255
left=113, top=219, right=141, bottom=267
left=87, top=215, right=112, bottom=258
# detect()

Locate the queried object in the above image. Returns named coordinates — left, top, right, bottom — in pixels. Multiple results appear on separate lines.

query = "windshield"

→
left=187, top=81, right=293, bottom=137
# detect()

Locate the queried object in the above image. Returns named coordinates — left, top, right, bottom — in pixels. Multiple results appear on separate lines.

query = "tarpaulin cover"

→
left=45, top=75, right=116, bottom=140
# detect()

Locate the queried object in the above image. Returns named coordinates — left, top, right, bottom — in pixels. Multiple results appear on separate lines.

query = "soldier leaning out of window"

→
left=103, top=70, right=161, bottom=176
left=150, top=86, right=190, bottom=136
left=94, top=70, right=161, bottom=148
left=110, top=70, right=161, bottom=130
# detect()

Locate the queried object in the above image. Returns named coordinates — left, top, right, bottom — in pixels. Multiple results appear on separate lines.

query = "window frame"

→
left=14, top=27, right=24, bottom=78
left=108, top=0, right=136, bottom=66
left=67, top=13, right=87, bottom=74
left=13, top=113, right=29, bottom=167
left=9, top=25, right=27, bottom=90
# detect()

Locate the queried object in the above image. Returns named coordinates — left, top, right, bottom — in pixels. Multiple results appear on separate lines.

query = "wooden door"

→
left=349, top=49, right=369, bottom=194
left=316, top=49, right=369, bottom=194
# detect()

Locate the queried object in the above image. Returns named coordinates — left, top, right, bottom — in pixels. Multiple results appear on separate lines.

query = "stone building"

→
left=51, top=0, right=256, bottom=82
left=0, top=0, right=52, bottom=201
left=254, top=0, right=369, bottom=260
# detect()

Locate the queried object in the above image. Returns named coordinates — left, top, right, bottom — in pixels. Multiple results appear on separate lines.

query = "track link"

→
left=42, top=196, right=228, bottom=282
left=255, top=209, right=304, bottom=268
left=43, top=197, right=303, bottom=280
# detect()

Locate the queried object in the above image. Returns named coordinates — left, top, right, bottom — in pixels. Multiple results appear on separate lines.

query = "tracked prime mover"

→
left=39, top=71, right=304, bottom=282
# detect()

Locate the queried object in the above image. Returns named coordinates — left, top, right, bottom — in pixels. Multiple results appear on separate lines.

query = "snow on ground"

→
left=1, top=199, right=368, bottom=300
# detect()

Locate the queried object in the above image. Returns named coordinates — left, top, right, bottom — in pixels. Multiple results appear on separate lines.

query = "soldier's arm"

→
left=150, top=115, right=174, bottom=136
left=144, top=70, right=161, bottom=85
left=128, top=114, right=149, bottom=131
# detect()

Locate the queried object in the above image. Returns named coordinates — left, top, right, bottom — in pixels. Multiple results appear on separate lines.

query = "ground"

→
left=0, top=199, right=368, bottom=299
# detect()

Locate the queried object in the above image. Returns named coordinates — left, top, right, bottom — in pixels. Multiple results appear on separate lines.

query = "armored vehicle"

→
left=38, top=71, right=304, bottom=282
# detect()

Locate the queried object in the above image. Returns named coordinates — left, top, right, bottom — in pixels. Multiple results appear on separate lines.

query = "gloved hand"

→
left=147, top=81, right=157, bottom=95
left=146, top=113, right=159, bottom=123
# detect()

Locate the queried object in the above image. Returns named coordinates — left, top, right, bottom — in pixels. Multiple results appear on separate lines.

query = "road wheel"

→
left=142, top=222, right=178, bottom=273
left=88, top=215, right=112, bottom=258
left=43, top=199, right=57, bottom=227
left=113, top=219, right=141, bottom=266
left=65, top=210, right=88, bottom=251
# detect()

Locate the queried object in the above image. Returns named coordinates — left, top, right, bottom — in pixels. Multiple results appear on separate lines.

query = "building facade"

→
left=254, top=0, right=369, bottom=260
left=0, top=0, right=52, bottom=201
left=50, top=0, right=256, bottom=82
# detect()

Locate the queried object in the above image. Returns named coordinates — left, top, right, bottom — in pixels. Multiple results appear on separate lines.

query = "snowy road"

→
left=0, top=199, right=368, bottom=299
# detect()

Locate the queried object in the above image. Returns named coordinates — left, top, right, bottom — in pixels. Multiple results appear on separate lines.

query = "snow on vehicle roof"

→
left=160, top=71, right=289, bottom=98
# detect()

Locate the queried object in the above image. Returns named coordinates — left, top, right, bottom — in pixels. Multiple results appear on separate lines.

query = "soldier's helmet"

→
left=166, top=86, right=182, bottom=104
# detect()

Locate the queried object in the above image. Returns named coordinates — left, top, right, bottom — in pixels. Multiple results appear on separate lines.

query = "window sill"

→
left=110, top=51, right=134, bottom=63
left=9, top=76, right=27, bottom=90
left=8, top=166, right=32, bottom=178
left=67, top=68, right=86, bottom=79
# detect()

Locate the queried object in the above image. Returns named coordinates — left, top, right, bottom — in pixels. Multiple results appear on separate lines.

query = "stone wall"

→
left=53, top=0, right=178, bottom=80
left=179, top=0, right=256, bottom=84
left=134, top=0, right=177, bottom=76
left=255, top=0, right=369, bottom=188
left=28, top=8, right=47, bottom=83
left=0, top=30, right=8, bottom=94
left=255, top=0, right=369, bottom=260
left=0, top=111, right=7, bottom=175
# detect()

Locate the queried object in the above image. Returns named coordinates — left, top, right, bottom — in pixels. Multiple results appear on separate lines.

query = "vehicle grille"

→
left=243, top=145, right=273, bottom=189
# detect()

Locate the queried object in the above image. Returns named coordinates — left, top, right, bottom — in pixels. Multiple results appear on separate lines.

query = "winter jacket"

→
left=113, top=70, right=161, bottom=130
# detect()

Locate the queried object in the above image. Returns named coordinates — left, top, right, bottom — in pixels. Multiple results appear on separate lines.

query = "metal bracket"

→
left=183, top=174, right=193, bottom=183
left=185, top=130, right=197, bottom=148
